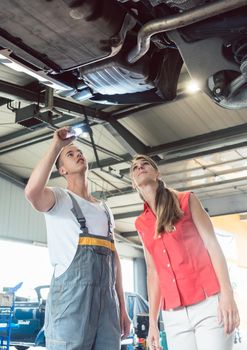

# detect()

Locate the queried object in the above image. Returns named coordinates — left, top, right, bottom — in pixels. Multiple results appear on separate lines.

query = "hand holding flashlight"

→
left=58, top=127, right=83, bottom=139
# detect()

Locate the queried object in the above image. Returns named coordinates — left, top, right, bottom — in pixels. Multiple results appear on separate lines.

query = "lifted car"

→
left=0, top=0, right=247, bottom=109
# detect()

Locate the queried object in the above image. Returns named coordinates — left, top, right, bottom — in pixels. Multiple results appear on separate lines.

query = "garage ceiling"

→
left=1, top=63, right=247, bottom=245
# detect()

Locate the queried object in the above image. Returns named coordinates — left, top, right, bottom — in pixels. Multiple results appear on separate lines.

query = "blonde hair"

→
left=130, top=155, right=183, bottom=237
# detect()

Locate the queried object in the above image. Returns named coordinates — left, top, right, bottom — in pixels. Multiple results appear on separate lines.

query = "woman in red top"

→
left=130, top=155, right=240, bottom=350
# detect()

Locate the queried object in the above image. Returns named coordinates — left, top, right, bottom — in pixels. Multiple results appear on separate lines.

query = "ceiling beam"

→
left=111, top=92, right=189, bottom=119
left=0, top=80, right=149, bottom=160
left=2, top=122, right=247, bottom=183
left=121, top=231, right=138, bottom=238
left=0, top=80, right=109, bottom=121
left=95, top=186, right=133, bottom=199
left=119, top=123, right=247, bottom=175
left=4, top=118, right=247, bottom=161
left=115, top=191, right=247, bottom=222
left=103, top=175, right=247, bottom=200
left=50, top=155, right=131, bottom=179
left=149, top=123, right=247, bottom=158
left=114, top=210, right=142, bottom=220
left=202, top=192, right=247, bottom=216
left=103, top=115, right=148, bottom=155
left=1, top=79, right=247, bottom=183
left=0, top=80, right=38, bottom=102
left=0, top=125, right=129, bottom=162
left=0, top=112, right=79, bottom=146
left=0, top=167, right=26, bottom=188
left=0, top=97, right=12, bottom=106
left=50, top=124, right=247, bottom=180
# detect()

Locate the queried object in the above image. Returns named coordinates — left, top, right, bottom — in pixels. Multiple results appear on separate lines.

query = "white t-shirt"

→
left=44, top=187, right=115, bottom=277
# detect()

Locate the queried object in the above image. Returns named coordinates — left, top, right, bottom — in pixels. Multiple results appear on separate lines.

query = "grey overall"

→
left=45, top=194, right=121, bottom=350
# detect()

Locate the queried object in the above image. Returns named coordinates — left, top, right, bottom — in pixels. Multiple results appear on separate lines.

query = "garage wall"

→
left=134, top=258, right=147, bottom=299
left=0, top=177, right=46, bottom=244
left=0, top=177, right=142, bottom=258
left=202, top=193, right=247, bottom=217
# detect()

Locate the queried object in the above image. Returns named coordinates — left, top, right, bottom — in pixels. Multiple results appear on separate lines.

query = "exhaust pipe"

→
left=128, top=0, right=247, bottom=63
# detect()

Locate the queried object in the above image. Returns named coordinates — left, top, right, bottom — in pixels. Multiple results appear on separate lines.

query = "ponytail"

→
left=155, top=180, right=183, bottom=237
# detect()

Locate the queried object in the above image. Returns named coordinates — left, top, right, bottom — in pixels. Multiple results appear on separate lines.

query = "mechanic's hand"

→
left=147, top=324, right=162, bottom=350
left=218, top=291, right=240, bottom=334
left=52, top=127, right=76, bottom=150
left=120, top=310, right=131, bottom=339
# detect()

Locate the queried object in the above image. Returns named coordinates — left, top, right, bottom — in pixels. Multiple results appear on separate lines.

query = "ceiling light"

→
left=186, top=80, right=200, bottom=93
left=0, top=49, right=70, bottom=91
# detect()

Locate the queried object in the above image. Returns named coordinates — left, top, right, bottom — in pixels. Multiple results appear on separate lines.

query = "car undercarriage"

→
left=0, top=0, right=247, bottom=110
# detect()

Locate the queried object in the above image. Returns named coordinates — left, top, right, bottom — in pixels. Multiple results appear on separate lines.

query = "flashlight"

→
left=66, top=126, right=90, bottom=138
left=72, top=127, right=83, bottom=137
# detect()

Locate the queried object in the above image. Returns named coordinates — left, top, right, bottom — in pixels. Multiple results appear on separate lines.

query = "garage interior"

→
left=1, top=64, right=247, bottom=349
left=0, top=1, right=247, bottom=349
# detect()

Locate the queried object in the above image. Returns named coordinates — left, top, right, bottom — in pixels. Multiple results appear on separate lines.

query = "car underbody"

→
left=0, top=0, right=247, bottom=109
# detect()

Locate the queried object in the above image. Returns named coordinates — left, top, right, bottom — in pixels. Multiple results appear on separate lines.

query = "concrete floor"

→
left=10, top=344, right=247, bottom=350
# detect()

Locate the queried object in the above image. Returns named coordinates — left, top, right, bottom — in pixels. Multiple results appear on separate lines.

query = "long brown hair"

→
left=130, top=155, right=183, bottom=237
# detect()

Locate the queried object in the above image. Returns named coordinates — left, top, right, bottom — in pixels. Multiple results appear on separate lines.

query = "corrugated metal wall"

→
left=0, top=177, right=46, bottom=244
left=0, top=177, right=143, bottom=258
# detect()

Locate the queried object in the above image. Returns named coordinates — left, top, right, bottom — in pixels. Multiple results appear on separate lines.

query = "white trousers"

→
left=162, top=295, right=233, bottom=350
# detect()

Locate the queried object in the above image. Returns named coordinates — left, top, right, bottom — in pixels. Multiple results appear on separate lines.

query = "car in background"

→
left=0, top=0, right=247, bottom=109
left=2, top=286, right=150, bottom=350
left=3, top=286, right=47, bottom=350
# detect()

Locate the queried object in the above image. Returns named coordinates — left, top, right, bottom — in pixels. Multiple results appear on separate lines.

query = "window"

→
left=120, top=258, right=134, bottom=292
left=0, top=240, right=52, bottom=300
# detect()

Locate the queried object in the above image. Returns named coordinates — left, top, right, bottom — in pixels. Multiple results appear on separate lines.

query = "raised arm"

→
left=25, top=127, right=74, bottom=212
left=190, top=193, right=240, bottom=334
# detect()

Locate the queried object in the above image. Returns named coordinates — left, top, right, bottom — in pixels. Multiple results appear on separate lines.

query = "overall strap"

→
left=68, top=193, right=89, bottom=235
left=102, top=202, right=114, bottom=237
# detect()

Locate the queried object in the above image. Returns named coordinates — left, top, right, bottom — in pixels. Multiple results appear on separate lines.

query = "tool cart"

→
left=0, top=283, right=22, bottom=350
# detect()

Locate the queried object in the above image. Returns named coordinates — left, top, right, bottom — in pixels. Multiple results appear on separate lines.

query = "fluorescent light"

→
left=0, top=50, right=70, bottom=91
left=186, top=80, right=200, bottom=93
